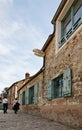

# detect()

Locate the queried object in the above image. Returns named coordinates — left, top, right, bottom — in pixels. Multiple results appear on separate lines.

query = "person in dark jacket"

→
left=13, top=98, right=20, bottom=114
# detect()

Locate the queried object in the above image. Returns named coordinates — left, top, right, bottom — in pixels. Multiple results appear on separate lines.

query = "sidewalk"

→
left=0, top=110, right=78, bottom=130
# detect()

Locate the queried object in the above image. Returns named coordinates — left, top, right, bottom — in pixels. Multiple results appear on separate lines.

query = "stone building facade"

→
left=40, top=0, right=82, bottom=128
left=18, top=68, right=44, bottom=115
left=40, top=29, right=82, bottom=128
left=8, top=0, right=82, bottom=128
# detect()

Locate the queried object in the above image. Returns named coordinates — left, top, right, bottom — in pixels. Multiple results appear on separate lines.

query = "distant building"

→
left=7, top=73, right=30, bottom=108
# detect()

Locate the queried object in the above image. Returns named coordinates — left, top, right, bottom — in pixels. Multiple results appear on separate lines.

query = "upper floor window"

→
left=61, top=10, right=71, bottom=37
left=74, top=5, right=82, bottom=23
left=59, top=0, right=82, bottom=48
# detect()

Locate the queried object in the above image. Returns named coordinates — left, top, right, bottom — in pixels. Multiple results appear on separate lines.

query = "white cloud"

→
left=0, top=19, right=44, bottom=93
left=0, top=0, right=13, bottom=22
left=0, top=44, right=10, bottom=55
left=0, top=9, right=45, bottom=93
left=0, top=43, right=15, bottom=55
left=0, top=21, right=22, bottom=39
left=0, top=0, right=13, bottom=4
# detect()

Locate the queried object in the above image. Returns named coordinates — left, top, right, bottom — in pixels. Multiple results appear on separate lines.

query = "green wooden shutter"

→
left=34, top=83, right=38, bottom=104
left=21, top=93, right=23, bottom=105
left=63, top=68, right=72, bottom=96
left=19, top=94, right=22, bottom=105
left=47, top=80, right=54, bottom=100
left=25, top=88, right=29, bottom=104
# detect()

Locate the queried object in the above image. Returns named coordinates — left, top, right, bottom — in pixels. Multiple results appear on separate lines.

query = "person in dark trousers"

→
left=2, top=96, right=8, bottom=114
left=13, top=98, right=20, bottom=114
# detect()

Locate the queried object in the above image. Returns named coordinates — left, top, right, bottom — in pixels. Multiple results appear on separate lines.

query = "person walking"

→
left=2, top=96, right=8, bottom=114
left=13, top=98, right=20, bottom=114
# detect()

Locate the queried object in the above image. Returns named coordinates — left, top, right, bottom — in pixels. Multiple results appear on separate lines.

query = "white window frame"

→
left=55, top=0, right=74, bottom=53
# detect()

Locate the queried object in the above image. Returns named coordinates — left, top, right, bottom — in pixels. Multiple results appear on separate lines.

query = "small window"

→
left=62, top=10, right=71, bottom=37
left=74, top=5, right=82, bottom=23
left=64, top=20, right=72, bottom=35
left=25, top=83, right=38, bottom=105
left=53, top=74, right=63, bottom=98
left=29, top=86, right=34, bottom=104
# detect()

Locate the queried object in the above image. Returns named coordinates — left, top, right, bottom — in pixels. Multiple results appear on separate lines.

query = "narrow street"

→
left=0, top=110, right=77, bottom=130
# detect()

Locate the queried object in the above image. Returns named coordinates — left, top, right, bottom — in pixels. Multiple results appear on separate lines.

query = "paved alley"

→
left=0, top=110, right=78, bottom=130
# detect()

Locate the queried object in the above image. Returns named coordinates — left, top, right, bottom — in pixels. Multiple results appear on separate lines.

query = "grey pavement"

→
left=0, top=110, right=77, bottom=130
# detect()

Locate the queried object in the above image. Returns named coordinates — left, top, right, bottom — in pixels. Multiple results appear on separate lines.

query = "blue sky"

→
left=0, top=0, right=61, bottom=93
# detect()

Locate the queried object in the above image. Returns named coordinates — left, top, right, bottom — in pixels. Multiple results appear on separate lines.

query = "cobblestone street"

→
left=0, top=110, right=78, bottom=130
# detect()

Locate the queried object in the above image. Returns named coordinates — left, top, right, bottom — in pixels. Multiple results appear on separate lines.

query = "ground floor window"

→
left=29, top=86, right=34, bottom=104
left=21, top=83, right=38, bottom=105
left=47, top=68, right=72, bottom=100
left=53, top=74, right=63, bottom=98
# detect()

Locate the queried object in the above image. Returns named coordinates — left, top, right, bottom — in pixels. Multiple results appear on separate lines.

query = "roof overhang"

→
left=51, top=0, right=67, bottom=24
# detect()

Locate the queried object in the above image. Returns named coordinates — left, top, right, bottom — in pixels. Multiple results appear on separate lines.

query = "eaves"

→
left=51, top=0, right=67, bottom=24
left=18, top=67, right=44, bottom=92
left=8, top=79, right=26, bottom=91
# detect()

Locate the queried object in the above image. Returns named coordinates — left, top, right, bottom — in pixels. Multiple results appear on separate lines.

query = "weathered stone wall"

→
left=20, top=71, right=44, bottom=115
left=19, top=26, right=82, bottom=128
left=8, top=85, right=15, bottom=105
left=20, top=104, right=41, bottom=116
left=8, top=79, right=28, bottom=105
left=19, top=72, right=43, bottom=100
left=40, top=104, right=82, bottom=128
left=17, top=78, right=30, bottom=91
left=41, top=26, right=82, bottom=128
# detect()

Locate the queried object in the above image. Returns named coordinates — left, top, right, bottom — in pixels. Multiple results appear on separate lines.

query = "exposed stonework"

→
left=40, top=26, right=82, bottom=128
left=19, top=71, right=44, bottom=112
left=19, top=26, right=82, bottom=129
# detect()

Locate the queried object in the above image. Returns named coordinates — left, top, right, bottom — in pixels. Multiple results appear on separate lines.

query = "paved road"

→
left=0, top=110, right=76, bottom=130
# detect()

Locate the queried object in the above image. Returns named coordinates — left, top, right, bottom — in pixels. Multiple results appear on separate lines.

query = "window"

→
left=29, top=86, right=34, bottom=104
left=47, top=68, right=72, bottom=100
left=74, top=0, right=82, bottom=23
left=59, top=0, right=82, bottom=48
left=23, top=83, right=38, bottom=105
left=54, top=74, right=63, bottom=98
left=61, top=10, right=71, bottom=37
left=29, top=84, right=38, bottom=104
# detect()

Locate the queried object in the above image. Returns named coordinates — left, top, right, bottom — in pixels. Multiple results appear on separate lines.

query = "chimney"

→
left=25, top=73, right=30, bottom=79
